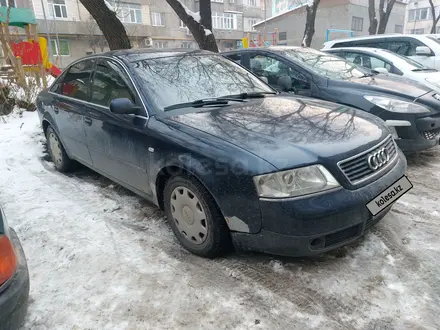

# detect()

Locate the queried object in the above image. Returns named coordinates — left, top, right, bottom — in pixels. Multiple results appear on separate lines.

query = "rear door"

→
left=83, top=58, right=152, bottom=196
left=49, top=59, right=94, bottom=165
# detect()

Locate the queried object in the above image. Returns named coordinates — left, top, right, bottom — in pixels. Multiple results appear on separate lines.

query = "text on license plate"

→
left=366, top=175, right=413, bottom=216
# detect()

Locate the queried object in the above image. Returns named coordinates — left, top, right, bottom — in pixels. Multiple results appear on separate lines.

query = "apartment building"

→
left=254, top=0, right=407, bottom=48
left=0, top=0, right=271, bottom=67
left=405, top=0, right=440, bottom=34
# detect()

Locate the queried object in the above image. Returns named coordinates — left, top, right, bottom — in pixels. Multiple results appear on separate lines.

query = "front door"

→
left=83, top=58, right=152, bottom=196
left=245, top=52, right=312, bottom=96
left=49, top=59, right=94, bottom=165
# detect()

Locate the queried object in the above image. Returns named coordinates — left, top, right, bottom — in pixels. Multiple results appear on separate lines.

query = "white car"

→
left=322, top=47, right=440, bottom=92
left=321, top=34, right=440, bottom=70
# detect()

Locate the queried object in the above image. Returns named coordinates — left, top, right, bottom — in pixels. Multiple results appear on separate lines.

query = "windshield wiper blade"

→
left=220, top=91, right=277, bottom=99
left=163, top=97, right=245, bottom=111
left=412, top=68, right=437, bottom=72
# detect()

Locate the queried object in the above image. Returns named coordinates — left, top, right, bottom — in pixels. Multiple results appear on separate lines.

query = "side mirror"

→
left=259, top=76, right=269, bottom=84
left=277, top=75, right=293, bottom=92
left=109, top=98, right=141, bottom=115
left=416, top=46, right=432, bottom=56
left=373, top=67, right=389, bottom=74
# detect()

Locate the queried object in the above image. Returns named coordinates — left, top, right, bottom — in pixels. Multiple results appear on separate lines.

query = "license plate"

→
left=366, top=175, right=413, bottom=216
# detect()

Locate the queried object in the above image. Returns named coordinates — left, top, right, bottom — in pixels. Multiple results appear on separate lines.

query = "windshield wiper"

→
left=412, top=68, right=437, bottom=72
left=163, top=97, right=245, bottom=111
left=219, top=91, right=277, bottom=99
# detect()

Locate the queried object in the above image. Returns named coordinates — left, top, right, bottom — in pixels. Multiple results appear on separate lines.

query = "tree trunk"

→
left=79, top=0, right=131, bottom=50
left=377, top=0, right=396, bottom=34
left=166, top=0, right=218, bottom=52
left=301, top=0, right=320, bottom=47
left=429, top=0, right=440, bottom=33
left=368, top=0, right=378, bottom=35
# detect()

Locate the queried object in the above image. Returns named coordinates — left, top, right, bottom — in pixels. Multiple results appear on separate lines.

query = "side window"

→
left=59, top=60, right=94, bottom=101
left=343, top=52, right=392, bottom=71
left=226, top=53, right=241, bottom=64
left=387, top=40, right=410, bottom=56
left=249, top=53, right=310, bottom=92
left=90, top=60, right=135, bottom=107
left=407, top=38, right=430, bottom=56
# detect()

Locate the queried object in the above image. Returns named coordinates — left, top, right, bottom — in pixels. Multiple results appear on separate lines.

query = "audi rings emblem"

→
left=367, top=148, right=390, bottom=170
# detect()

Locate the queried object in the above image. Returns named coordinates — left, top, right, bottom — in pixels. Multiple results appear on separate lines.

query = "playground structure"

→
left=0, top=7, right=61, bottom=89
left=241, top=29, right=279, bottom=49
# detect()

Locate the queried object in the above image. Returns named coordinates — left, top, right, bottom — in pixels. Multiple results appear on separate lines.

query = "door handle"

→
left=84, top=117, right=92, bottom=126
left=54, top=107, right=59, bottom=114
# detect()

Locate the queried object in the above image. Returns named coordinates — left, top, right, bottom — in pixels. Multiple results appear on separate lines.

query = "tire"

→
left=46, top=126, right=75, bottom=172
left=163, top=174, right=232, bottom=258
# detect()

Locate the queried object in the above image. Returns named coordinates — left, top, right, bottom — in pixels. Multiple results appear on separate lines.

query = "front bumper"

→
left=232, top=150, right=407, bottom=257
left=391, top=115, right=440, bottom=152
left=0, top=229, right=30, bottom=330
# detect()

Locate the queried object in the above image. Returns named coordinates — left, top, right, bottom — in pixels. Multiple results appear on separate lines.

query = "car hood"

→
left=332, top=73, right=432, bottom=99
left=166, top=97, right=389, bottom=170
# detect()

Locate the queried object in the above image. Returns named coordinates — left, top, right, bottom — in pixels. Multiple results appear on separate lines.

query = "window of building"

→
left=246, top=0, right=258, bottom=6
left=351, top=16, right=363, bottom=32
left=151, top=12, right=165, bottom=26
left=48, top=0, right=67, bottom=19
left=395, top=25, right=403, bottom=33
left=91, top=60, right=135, bottom=107
left=50, top=39, right=70, bottom=56
left=437, top=26, right=440, bottom=33
left=212, top=12, right=237, bottom=30
left=410, top=28, right=425, bottom=35
left=244, top=18, right=259, bottom=31
left=112, top=2, right=142, bottom=24
left=408, top=7, right=432, bottom=21
left=181, top=42, right=193, bottom=49
left=154, top=41, right=168, bottom=48
left=279, top=31, right=287, bottom=41
left=58, top=60, right=94, bottom=101
left=0, top=0, right=15, bottom=7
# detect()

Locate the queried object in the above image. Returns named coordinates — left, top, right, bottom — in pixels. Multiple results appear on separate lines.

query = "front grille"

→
left=337, top=135, right=397, bottom=185
left=422, top=128, right=440, bottom=140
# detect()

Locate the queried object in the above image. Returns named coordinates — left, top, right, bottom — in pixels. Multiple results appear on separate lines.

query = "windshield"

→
left=281, top=47, right=370, bottom=80
left=130, top=53, right=274, bottom=110
left=381, top=49, right=432, bottom=70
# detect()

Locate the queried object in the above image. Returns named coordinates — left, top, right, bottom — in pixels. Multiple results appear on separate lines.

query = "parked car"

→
left=323, top=47, right=440, bottom=91
left=0, top=205, right=30, bottom=330
left=321, top=34, right=440, bottom=70
left=222, top=46, right=440, bottom=152
left=37, top=49, right=409, bottom=258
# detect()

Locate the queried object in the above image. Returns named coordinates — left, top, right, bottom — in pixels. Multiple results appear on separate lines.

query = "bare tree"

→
left=79, top=0, right=131, bottom=50
left=85, top=16, right=107, bottom=53
left=368, top=0, right=378, bottom=35
left=301, top=0, right=321, bottom=47
left=368, top=0, right=397, bottom=34
left=429, top=0, right=440, bottom=33
left=166, top=0, right=218, bottom=52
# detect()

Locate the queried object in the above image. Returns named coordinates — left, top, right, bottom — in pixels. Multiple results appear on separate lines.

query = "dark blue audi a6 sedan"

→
left=36, top=49, right=410, bottom=258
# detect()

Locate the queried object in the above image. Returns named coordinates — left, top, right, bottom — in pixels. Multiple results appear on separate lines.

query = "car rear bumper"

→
left=0, top=229, right=30, bottom=330
left=231, top=150, right=407, bottom=257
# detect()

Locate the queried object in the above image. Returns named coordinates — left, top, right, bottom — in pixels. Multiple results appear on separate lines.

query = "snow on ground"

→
left=1, top=112, right=440, bottom=330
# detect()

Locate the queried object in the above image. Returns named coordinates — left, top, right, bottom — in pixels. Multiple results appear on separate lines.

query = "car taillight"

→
left=0, top=235, right=17, bottom=286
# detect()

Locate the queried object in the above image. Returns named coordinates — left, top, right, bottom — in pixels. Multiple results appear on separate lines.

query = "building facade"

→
left=405, top=0, right=440, bottom=35
left=254, top=0, right=407, bottom=48
left=1, top=0, right=272, bottom=68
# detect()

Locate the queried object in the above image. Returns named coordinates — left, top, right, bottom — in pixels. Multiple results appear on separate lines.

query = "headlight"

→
left=364, top=95, right=430, bottom=113
left=253, top=165, right=340, bottom=198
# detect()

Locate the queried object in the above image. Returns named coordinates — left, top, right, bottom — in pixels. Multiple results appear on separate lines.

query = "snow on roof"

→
left=253, top=4, right=307, bottom=27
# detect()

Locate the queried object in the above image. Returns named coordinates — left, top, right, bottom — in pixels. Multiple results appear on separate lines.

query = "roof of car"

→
left=324, top=47, right=394, bottom=55
left=78, top=48, right=215, bottom=63
left=323, top=33, right=432, bottom=46
left=223, top=46, right=305, bottom=53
